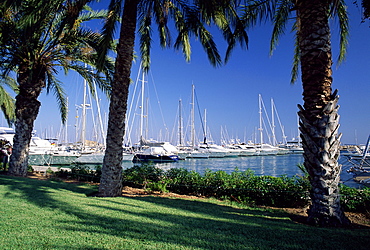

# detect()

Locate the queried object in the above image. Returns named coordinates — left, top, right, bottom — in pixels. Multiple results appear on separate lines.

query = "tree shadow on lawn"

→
left=1, top=175, right=369, bottom=250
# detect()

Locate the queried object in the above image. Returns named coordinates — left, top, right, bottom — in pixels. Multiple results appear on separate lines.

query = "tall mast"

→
left=203, top=108, right=207, bottom=144
left=139, top=71, right=145, bottom=144
left=65, top=97, right=68, bottom=144
left=271, top=98, right=276, bottom=146
left=145, top=97, right=149, bottom=140
left=258, top=94, right=263, bottom=145
left=191, top=84, right=195, bottom=148
left=178, top=99, right=183, bottom=146
left=81, top=76, right=87, bottom=149
left=93, top=80, right=106, bottom=147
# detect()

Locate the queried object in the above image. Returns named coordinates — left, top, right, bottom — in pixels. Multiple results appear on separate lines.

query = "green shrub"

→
left=27, top=165, right=34, bottom=172
left=56, top=164, right=101, bottom=182
left=122, top=165, right=310, bottom=208
left=340, top=184, right=370, bottom=214
left=122, top=164, right=165, bottom=188
left=145, top=179, right=170, bottom=193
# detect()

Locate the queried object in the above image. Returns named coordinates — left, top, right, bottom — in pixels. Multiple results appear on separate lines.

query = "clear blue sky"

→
left=2, top=2, right=369, bottom=146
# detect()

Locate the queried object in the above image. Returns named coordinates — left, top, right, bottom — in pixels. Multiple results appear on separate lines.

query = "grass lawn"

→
left=0, top=175, right=369, bottom=250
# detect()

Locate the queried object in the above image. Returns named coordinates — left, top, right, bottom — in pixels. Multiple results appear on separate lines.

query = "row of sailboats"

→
left=0, top=65, right=303, bottom=165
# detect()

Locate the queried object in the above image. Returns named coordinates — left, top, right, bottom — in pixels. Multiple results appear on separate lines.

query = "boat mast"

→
left=139, top=71, right=145, bottom=145
left=191, top=84, right=195, bottom=148
left=203, top=108, right=207, bottom=144
left=65, top=97, right=68, bottom=144
left=178, top=99, right=183, bottom=146
left=271, top=98, right=276, bottom=146
left=81, top=76, right=87, bottom=150
left=93, top=80, right=106, bottom=147
left=258, top=94, right=263, bottom=145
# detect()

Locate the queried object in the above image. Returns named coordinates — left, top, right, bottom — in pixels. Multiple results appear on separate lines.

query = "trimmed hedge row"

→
left=122, top=165, right=311, bottom=208
left=55, top=164, right=370, bottom=213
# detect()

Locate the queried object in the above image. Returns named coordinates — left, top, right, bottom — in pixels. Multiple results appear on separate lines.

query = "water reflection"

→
left=120, top=154, right=361, bottom=188
left=135, top=154, right=304, bottom=177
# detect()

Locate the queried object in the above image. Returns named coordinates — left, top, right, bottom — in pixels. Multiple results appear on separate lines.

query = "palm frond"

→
left=138, top=9, right=153, bottom=72
left=224, top=16, right=249, bottom=63
left=0, top=75, right=16, bottom=125
left=181, top=6, right=222, bottom=67
left=197, top=26, right=222, bottom=67
left=45, top=71, right=67, bottom=123
left=173, top=6, right=192, bottom=62
left=363, top=0, right=370, bottom=19
left=153, top=0, right=171, bottom=48
left=78, top=9, right=109, bottom=22
left=291, top=22, right=300, bottom=84
left=334, top=0, right=349, bottom=64
left=97, top=0, right=123, bottom=70
left=241, top=0, right=276, bottom=27
left=270, top=0, right=293, bottom=55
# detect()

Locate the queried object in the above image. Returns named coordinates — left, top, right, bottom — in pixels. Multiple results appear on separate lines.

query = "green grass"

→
left=0, top=176, right=369, bottom=250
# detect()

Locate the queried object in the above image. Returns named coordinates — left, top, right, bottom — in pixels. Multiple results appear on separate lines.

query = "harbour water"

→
left=117, top=154, right=361, bottom=188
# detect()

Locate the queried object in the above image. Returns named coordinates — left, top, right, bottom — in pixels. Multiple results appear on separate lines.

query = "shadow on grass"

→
left=1, top=175, right=369, bottom=250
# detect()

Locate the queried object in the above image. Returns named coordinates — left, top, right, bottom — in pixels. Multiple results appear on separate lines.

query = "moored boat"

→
left=75, top=151, right=134, bottom=164
left=133, top=146, right=179, bottom=163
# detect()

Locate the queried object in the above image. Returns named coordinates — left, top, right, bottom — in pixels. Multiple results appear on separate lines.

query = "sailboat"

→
left=198, top=109, right=229, bottom=158
left=0, top=127, right=79, bottom=166
left=74, top=74, right=133, bottom=164
left=256, top=94, right=286, bottom=156
left=131, top=68, right=179, bottom=163
left=176, top=85, right=209, bottom=159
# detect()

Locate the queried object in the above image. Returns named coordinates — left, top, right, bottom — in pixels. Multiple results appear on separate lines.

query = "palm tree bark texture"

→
left=8, top=64, right=46, bottom=176
left=296, top=0, right=350, bottom=226
left=98, top=0, right=138, bottom=197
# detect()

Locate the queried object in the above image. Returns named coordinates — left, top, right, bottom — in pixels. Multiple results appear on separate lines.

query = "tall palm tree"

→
left=97, top=0, right=248, bottom=197
left=239, top=0, right=350, bottom=226
left=0, top=0, right=114, bottom=177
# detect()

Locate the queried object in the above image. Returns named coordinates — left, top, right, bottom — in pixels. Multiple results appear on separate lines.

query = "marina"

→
left=49, top=153, right=363, bottom=189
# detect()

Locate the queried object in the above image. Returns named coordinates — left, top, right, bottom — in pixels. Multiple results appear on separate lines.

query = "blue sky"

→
left=2, top=2, right=369, bottom=146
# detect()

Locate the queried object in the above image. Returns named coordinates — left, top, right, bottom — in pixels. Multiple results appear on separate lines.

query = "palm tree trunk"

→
left=98, top=0, right=138, bottom=197
left=8, top=66, right=45, bottom=177
left=296, top=0, right=350, bottom=226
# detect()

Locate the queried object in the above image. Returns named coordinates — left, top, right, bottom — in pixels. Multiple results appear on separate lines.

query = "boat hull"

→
left=133, top=154, right=179, bottom=163
left=75, top=152, right=134, bottom=164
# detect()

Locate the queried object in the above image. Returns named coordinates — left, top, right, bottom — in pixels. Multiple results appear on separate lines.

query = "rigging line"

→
left=194, top=89, right=206, bottom=144
left=262, top=117, right=272, bottom=145
left=86, top=83, right=98, bottom=142
left=149, top=70, right=170, bottom=140
left=125, top=63, right=143, bottom=145
left=93, top=79, right=106, bottom=146
left=169, top=102, right=180, bottom=145
left=272, top=100, right=287, bottom=144
left=260, top=96, right=274, bottom=143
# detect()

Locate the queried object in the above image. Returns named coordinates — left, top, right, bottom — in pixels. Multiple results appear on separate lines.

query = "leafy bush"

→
left=122, top=164, right=165, bottom=188
left=122, top=165, right=310, bottom=208
left=145, top=179, right=170, bottom=193
left=340, top=184, right=370, bottom=214
left=56, top=164, right=101, bottom=182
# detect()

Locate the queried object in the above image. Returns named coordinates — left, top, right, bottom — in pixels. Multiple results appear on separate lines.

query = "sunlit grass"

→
left=0, top=175, right=369, bottom=250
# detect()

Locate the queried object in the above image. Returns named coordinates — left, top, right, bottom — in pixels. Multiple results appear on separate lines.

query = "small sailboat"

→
left=130, top=68, right=180, bottom=163
left=176, top=85, right=210, bottom=159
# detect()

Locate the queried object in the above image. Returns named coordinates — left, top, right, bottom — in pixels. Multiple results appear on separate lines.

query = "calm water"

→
left=118, top=154, right=360, bottom=188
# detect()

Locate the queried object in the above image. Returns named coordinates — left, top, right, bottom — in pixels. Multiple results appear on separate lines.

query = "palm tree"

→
left=239, top=0, right=350, bottom=226
left=96, top=0, right=248, bottom=197
left=0, top=0, right=114, bottom=177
